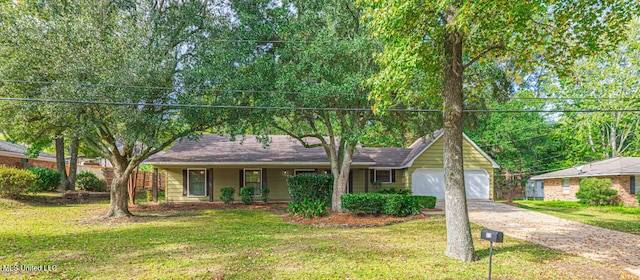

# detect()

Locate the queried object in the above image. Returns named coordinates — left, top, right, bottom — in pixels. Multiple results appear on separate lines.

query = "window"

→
left=374, top=169, right=392, bottom=183
left=562, top=178, right=570, bottom=194
left=188, top=169, right=206, bottom=197
left=631, top=175, right=636, bottom=195
left=294, top=169, right=316, bottom=175
left=244, top=169, right=262, bottom=196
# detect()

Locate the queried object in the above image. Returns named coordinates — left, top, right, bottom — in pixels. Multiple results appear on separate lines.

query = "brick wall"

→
left=0, top=155, right=56, bottom=170
left=544, top=176, right=638, bottom=206
left=543, top=178, right=580, bottom=201
left=611, top=176, right=639, bottom=207
left=0, top=155, right=23, bottom=168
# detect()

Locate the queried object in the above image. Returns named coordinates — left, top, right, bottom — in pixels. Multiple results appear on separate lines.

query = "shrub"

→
left=341, top=193, right=387, bottom=215
left=376, top=187, right=411, bottom=195
left=261, top=187, right=270, bottom=203
left=0, top=165, right=35, bottom=198
left=399, top=196, right=424, bottom=217
left=76, top=172, right=104, bottom=192
left=382, top=194, right=403, bottom=215
left=413, top=196, right=436, bottom=209
left=240, top=186, right=254, bottom=205
left=26, top=168, right=61, bottom=192
left=341, top=193, right=428, bottom=216
left=287, top=173, right=333, bottom=204
left=576, top=177, right=618, bottom=206
left=637, top=194, right=640, bottom=205
left=288, top=199, right=328, bottom=218
left=146, top=189, right=152, bottom=202
left=220, top=187, right=235, bottom=204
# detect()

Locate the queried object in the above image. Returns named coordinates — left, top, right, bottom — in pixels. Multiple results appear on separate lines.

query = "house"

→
left=145, top=131, right=500, bottom=202
left=0, top=139, right=56, bottom=169
left=530, top=157, right=640, bottom=206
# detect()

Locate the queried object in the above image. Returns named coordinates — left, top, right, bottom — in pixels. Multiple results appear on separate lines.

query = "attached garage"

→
left=411, top=168, right=490, bottom=200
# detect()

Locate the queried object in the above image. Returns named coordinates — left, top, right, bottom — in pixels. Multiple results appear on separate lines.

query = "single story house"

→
left=530, top=157, right=639, bottom=206
left=146, top=130, right=500, bottom=202
left=0, top=139, right=56, bottom=169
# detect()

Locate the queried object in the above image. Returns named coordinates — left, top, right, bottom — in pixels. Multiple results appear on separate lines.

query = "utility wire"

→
left=2, top=79, right=640, bottom=101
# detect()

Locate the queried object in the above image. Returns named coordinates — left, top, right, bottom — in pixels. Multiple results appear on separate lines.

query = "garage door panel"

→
left=411, top=168, right=489, bottom=200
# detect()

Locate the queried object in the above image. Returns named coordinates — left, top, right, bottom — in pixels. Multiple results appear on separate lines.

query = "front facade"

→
left=0, top=140, right=56, bottom=170
left=531, top=157, right=640, bottom=206
left=147, top=132, right=499, bottom=202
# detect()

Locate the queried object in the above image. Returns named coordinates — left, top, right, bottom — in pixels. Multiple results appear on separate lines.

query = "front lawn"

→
left=0, top=199, right=634, bottom=279
left=516, top=200, right=640, bottom=235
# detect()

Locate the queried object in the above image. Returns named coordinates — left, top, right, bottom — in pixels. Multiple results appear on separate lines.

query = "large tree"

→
left=0, top=0, right=237, bottom=217
left=226, top=0, right=434, bottom=211
left=552, top=19, right=640, bottom=162
left=360, top=0, right=637, bottom=262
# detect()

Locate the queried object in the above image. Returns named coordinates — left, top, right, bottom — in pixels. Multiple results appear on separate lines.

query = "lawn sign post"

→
left=481, top=228, right=504, bottom=280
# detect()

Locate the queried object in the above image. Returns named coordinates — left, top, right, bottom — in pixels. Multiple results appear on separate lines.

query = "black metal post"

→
left=488, top=241, right=493, bottom=280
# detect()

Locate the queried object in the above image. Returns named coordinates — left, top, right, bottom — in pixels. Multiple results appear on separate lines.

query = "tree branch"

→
left=463, top=43, right=505, bottom=69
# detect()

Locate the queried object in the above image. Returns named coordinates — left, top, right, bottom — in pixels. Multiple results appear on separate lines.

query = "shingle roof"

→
left=530, top=157, right=640, bottom=180
left=147, top=130, right=499, bottom=169
left=147, top=135, right=376, bottom=165
left=0, top=139, right=56, bottom=159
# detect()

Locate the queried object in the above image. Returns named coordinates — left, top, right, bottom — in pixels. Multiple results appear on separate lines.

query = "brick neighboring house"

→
left=0, top=139, right=56, bottom=170
left=530, top=157, right=640, bottom=206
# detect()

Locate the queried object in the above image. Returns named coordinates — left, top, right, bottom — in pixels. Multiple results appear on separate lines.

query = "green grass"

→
left=0, top=199, right=635, bottom=279
left=516, top=200, right=640, bottom=235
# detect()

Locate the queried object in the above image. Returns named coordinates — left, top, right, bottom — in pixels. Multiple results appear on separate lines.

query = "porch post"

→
left=152, top=168, right=158, bottom=203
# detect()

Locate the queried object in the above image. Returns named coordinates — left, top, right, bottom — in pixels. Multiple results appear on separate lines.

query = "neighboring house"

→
left=146, top=131, right=499, bottom=202
left=530, top=157, right=640, bottom=206
left=0, top=139, right=56, bottom=169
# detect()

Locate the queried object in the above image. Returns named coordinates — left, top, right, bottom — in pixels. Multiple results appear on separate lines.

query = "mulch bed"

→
left=283, top=212, right=428, bottom=228
left=130, top=202, right=441, bottom=228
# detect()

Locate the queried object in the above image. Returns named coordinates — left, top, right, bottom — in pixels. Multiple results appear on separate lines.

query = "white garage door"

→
left=411, top=168, right=489, bottom=200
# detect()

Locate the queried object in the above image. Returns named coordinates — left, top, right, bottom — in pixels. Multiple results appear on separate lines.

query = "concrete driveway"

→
left=441, top=201, right=640, bottom=277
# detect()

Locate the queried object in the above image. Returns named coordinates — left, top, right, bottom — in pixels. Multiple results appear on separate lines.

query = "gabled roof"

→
left=146, top=135, right=376, bottom=166
left=0, top=139, right=56, bottom=161
left=530, top=157, right=640, bottom=180
left=397, top=130, right=500, bottom=169
left=147, top=131, right=500, bottom=170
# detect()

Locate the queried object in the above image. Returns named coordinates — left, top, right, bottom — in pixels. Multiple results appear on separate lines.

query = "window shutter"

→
left=392, top=170, right=396, bottom=183
left=239, top=169, right=244, bottom=191
left=182, top=169, right=188, bottom=196
left=207, top=168, right=214, bottom=202
left=370, top=169, right=375, bottom=182
left=262, top=169, right=267, bottom=189
left=631, top=176, right=636, bottom=195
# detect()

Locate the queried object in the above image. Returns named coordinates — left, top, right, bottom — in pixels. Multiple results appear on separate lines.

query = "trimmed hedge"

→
left=576, top=177, right=618, bottom=206
left=26, top=168, right=61, bottom=192
left=414, top=196, right=436, bottom=209
left=0, top=165, right=35, bottom=198
left=287, top=173, right=333, bottom=204
left=341, top=193, right=434, bottom=217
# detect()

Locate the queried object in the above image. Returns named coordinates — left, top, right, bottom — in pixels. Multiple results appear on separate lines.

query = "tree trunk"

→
left=68, top=136, right=79, bottom=191
left=128, top=168, right=139, bottom=205
left=55, top=135, right=70, bottom=192
left=442, top=27, right=478, bottom=262
left=106, top=162, right=133, bottom=217
left=331, top=149, right=353, bottom=212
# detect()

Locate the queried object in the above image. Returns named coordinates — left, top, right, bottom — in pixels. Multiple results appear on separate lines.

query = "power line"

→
left=0, top=79, right=365, bottom=97
left=2, top=79, right=640, bottom=101
left=3, top=97, right=640, bottom=113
